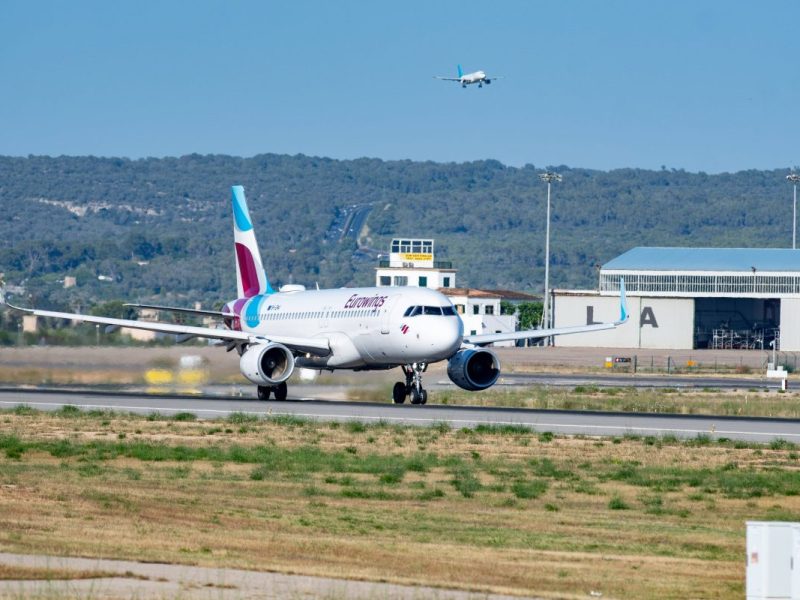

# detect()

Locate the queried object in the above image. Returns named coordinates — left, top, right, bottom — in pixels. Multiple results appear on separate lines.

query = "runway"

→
left=1, top=388, right=798, bottom=443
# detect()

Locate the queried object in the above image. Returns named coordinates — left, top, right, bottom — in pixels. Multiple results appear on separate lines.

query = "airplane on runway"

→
left=2, top=186, right=627, bottom=404
left=435, top=64, right=501, bottom=88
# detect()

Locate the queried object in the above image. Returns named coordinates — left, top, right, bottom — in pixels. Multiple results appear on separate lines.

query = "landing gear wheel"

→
left=399, top=362, right=429, bottom=406
left=392, top=382, right=407, bottom=404
left=274, top=381, right=288, bottom=401
left=410, top=388, right=422, bottom=404
left=257, top=386, right=271, bottom=400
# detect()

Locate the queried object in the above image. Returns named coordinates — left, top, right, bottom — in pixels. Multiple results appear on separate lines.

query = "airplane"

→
left=435, top=64, right=501, bottom=88
left=1, top=186, right=628, bottom=405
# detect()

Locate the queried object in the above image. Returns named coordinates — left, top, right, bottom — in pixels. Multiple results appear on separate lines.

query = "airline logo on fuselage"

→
left=344, top=294, right=388, bottom=309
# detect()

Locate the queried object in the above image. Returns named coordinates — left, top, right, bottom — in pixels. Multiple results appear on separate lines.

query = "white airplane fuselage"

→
left=461, top=70, right=487, bottom=85
left=224, top=286, right=463, bottom=369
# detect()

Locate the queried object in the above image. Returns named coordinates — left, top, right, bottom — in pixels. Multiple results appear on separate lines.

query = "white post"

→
left=787, top=174, right=800, bottom=249
left=538, top=172, right=562, bottom=346
left=544, top=180, right=551, bottom=333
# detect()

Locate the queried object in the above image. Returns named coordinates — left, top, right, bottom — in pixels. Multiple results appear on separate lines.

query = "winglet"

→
left=457, top=64, right=463, bottom=78
left=615, top=277, right=628, bottom=325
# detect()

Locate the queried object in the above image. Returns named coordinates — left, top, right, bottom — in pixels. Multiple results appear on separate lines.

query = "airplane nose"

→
left=428, top=317, right=462, bottom=357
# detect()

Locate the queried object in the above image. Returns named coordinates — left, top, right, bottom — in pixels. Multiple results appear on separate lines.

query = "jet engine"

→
left=446, top=348, right=500, bottom=391
left=239, top=343, right=295, bottom=385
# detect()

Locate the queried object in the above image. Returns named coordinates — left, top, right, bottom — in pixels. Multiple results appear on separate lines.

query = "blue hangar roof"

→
left=602, top=247, right=800, bottom=272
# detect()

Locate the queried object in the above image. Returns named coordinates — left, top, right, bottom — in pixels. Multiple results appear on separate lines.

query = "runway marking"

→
left=1, top=399, right=798, bottom=440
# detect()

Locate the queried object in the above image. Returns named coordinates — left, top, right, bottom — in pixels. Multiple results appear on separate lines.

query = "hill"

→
left=0, top=154, right=793, bottom=311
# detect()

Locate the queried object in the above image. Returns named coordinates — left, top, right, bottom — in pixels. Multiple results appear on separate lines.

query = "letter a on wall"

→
left=640, top=306, right=659, bottom=328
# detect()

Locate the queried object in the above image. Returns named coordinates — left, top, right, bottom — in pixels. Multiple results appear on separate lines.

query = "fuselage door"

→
left=380, top=295, right=397, bottom=334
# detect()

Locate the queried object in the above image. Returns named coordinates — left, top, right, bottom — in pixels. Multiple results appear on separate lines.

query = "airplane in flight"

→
left=435, top=64, right=501, bottom=88
left=2, top=186, right=627, bottom=405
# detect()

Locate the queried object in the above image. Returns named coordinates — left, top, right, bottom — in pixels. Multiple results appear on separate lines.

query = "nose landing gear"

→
left=392, top=363, right=428, bottom=405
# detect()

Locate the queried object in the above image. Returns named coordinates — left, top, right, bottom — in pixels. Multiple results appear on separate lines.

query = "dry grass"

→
left=0, top=565, right=136, bottom=581
left=1, top=409, right=789, bottom=598
left=431, top=385, right=800, bottom=418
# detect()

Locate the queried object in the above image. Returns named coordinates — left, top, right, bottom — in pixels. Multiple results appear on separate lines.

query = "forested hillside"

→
left=0, top=154, right=792, bottom=312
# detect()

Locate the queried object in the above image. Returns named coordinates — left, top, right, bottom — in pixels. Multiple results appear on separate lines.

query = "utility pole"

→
left=538, top=171, right=562, bottom=345
left=787, top=173, right=800, bottom=249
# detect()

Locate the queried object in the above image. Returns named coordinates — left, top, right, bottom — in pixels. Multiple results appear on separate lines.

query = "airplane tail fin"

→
left=231, top=185, right=274, bottom=298
left=457, top=64, right=463, bottom=78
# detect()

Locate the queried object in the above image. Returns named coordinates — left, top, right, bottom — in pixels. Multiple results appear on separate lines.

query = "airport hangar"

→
left=552, top=247, right=800, bottom=351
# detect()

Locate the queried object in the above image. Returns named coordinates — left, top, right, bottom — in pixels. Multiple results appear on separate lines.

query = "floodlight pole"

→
left=788, top=174, right=800, bottom=249
left=538, top=171, right=562, bottom=345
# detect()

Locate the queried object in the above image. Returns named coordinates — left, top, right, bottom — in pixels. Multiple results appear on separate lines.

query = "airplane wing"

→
left=464, top=322, right=618, bottom=346
left=2, top=295, right=330, bottom=356
left=463, top=278, right=628, bottom=347
left=124, top=303, right=232, bottom=318
left=434, top=76, right=461, bottom=81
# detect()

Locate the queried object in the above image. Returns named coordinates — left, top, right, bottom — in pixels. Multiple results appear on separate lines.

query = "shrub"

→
left=608, top=494, right=630, bottom=510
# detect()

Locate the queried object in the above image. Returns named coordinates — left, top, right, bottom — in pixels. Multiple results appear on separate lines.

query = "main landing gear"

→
left=392, top=363, right=428, bottom=405
left=257, top=382, right=288, bottom=401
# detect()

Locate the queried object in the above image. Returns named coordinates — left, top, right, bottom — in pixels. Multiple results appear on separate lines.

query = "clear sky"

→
left=1, top=0, right=798, bottom=172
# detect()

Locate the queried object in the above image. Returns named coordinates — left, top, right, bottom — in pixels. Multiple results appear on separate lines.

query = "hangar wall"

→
left=553, top=293, right=695, bottom=349
left=780, top=298, right=800, bottom=351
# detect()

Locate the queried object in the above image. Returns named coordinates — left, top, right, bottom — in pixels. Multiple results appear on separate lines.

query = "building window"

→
left=418, top=276, right=428, bottom=287
left=456, top=304, right=465, bottom=314
left=443, top=276, right=450, bottom=288
left=472, top=304, right=480, bottom=315
left=393, top=276, right=408, bottom=286
left=470, top=330, right=477, bottom=336
left=485, top=305, right=494, bottom=315
left=379, top=276, right=391, bottom=286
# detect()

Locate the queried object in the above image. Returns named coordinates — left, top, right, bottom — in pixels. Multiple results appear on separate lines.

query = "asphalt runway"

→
left=1, top=388, right=798, bottom=443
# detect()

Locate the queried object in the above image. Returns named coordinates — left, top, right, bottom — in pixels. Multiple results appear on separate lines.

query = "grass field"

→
left=426, top=385, right=800, bottom=418
left=2, top=407, right=798, bottom=598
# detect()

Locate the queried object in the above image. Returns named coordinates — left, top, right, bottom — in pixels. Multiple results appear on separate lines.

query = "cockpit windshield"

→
left=403, top=305, right=457, bottom=317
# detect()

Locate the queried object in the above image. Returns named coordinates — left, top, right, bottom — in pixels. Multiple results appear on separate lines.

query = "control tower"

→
left=375, top=238, right=457, bottom=289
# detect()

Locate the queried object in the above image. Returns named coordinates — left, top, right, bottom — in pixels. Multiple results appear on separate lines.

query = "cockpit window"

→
left=404, top=305, right=456, bottom=317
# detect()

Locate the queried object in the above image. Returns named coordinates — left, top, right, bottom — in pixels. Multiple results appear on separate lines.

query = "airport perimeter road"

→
left=1, top=388, right=799, bottom=444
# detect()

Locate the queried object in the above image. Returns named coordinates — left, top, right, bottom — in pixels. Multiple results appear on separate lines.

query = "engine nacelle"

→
left=239, top=343, right=295, bottom=385
left=447, top=348, right=500, bottom=391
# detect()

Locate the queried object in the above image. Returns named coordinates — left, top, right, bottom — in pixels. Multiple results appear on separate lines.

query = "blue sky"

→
left=1, top=0, right=798, bottom=172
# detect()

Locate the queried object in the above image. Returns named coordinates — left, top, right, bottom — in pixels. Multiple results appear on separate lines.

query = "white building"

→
left=553, top=247, right=800, bottom=350
left=440, top=288, right=534, bottom=347
left=375, top=239, right=456, bottom=289
left=375, top=238, right=539, bottom=346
